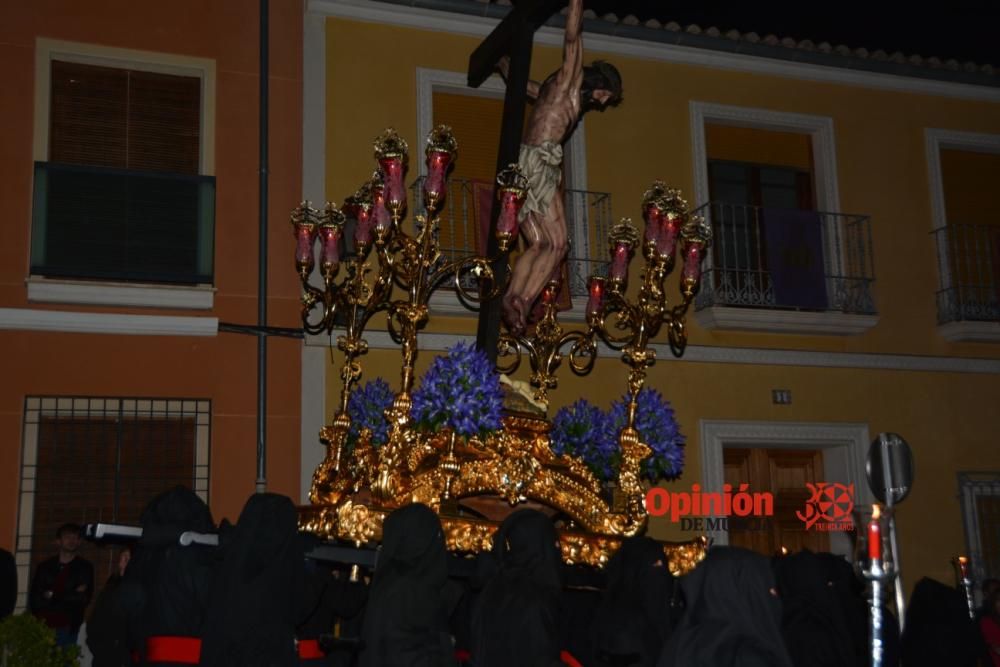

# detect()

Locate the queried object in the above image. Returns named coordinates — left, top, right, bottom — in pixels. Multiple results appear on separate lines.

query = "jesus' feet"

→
left=502, top=293, right=528, bottom=335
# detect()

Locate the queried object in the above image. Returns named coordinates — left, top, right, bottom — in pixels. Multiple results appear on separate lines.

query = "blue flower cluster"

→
left=411, top=342, right=505, bottom=438
left=550, top=399, right=617, bottom=480
left=347, top=378, right=395, bottom=448
left=606, top=388, right=685, bottom=482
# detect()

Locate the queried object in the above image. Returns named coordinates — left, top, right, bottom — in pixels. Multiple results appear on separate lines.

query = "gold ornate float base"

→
left=300, top=410, right=707, bottom=574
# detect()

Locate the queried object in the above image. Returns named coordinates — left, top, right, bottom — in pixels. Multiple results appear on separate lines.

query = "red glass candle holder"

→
left=609, top=242, right=631, bottom=286
left=658, top=214, right=681, bottom=263
left=496, top=188, right=524, bottom=252
left=642, top=201, right=665, bottom=258
left=680, top=241, right=704, bottom=294
left=378, top=155, right=406, bottom=216
left=353, top=201, right=374, bottom=251
left=423, top=150, right=451, bottom=208
left=372, top=181, right=392, bottom=244
left=318, top=223, right=342, bottom=280
left=586, top=276, right=605, bottom=319
left=294, top=222, right=317, bottom=277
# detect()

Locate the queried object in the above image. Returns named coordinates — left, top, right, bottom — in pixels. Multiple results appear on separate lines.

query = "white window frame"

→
left=14, top=397, right=211, bottom=612
left=959, top=471, right=1000, bottom=599
left=925, top=128, right=1000, bottom=343
left=28, top=39, right=217, bottom=310
left=689, top=101, right=877, bottom=336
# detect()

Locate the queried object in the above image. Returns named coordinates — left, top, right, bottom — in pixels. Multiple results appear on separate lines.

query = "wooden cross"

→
left=468, top=0, right=566, bottom=365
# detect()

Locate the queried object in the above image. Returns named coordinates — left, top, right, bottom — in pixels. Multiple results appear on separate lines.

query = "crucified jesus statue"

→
left=496, top=0, right=622, bottom=334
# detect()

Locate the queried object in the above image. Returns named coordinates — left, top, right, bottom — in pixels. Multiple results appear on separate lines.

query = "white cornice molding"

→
left=305, top=328, right=1000, bottom=374
left=938, top=321, right=1000, bottom=343
left=308, top=0, right=1000, bottom=103
left=26, top=278, right=215, bottom=310
left=0, top=308, right=218, bottom=336
left=694, top=307, right=878, bottom=336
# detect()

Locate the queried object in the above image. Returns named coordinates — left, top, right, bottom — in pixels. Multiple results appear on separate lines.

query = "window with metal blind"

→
left=31, top=60, right=215, bottom=284
left=14, top=397, right=211, bottom=613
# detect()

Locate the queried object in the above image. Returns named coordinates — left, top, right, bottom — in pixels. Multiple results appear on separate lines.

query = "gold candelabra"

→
left=291, top=130, right=709, bottom=572
left=497, top=278, right=597, bottom=405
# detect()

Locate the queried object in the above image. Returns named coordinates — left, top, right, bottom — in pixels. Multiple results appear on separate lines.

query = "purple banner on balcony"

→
left=762, top=208, right=828, bottom=310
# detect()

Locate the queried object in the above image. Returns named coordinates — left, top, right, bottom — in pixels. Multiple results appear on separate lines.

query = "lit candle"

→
left=682, top=243, right=703, bottom=284
left=643, top=201, right=663, bottom=250
left=586, top=276, right=605, bottom=318
left=496, top=187, right=524, bottom=250
left=658, top=215, right=681, bottom=260
left=780, top=546, right=788, bottom=556
left=609, top=242, right=631, bottom=285
left=318, top=223, right=341, bottom=276
left=424, top=150, right=452, bottom=210
left=294, top=222, right=317, bottom=272
left=958, top=556, right=969, bottom=580
left=541, top=281, right=558, bottom=305
left=352, top=201, right=373, bottom=250
left=371, top=181, right=392, bottom=242
left=378, top=155, right=407, bottom=216
left=868, top=504, right=882, bottom=562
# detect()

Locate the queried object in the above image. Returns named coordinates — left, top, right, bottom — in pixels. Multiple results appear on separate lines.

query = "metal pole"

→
left=879, top=433, right=906, bottom=629
left=255, top=0, right=269, bottom=494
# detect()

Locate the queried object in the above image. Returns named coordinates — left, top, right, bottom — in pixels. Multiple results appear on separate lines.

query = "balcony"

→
left=408, top=177, right=612, bottom=316
left=30, top=162, right=216, bottom=286
left=691, top=202, right=878, bottom=335
left=933, top=223, right=1000, bottom=342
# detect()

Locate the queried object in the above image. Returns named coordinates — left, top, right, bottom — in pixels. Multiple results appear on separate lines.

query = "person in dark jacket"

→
left=29, top=522, right=95, bottom=646
left=0, top=546, right=16, bottom=619
left=87, top=547, right=132, bottom=667
left=116, top=486, right=216, bottom=666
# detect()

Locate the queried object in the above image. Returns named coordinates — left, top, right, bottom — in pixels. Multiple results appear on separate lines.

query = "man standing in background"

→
left=29, top=523, right=94, bottom=646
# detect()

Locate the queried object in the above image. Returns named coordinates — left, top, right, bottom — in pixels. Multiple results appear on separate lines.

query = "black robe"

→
left=116, top=486, right=216, bottom=667
left=199, top=493, right=305, bottom=667
left=591, top=536, right=676, bottom=667
left=471, top=509, right=563, bottom=667
left=358, top=503, right=455, bottom=667
left=901, top=577, right=980, bottom=667
left=775, top=550, right=862, bottom=667
left=87, top=572, right=130, bottom=667
left=657, top=546, right=794, bottom=667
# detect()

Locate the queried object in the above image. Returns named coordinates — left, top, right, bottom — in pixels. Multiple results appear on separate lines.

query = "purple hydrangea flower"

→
left=605, top=388, right=685, bottom=481
left=550, top=399, right=617, bottom=481
left=411, top=342, right=504, bottom=439
left=347, top=378, right=395, bottom=448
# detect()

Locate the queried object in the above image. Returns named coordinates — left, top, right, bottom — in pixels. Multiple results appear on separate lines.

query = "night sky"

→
left=504, top=1, right=1000, bottom=67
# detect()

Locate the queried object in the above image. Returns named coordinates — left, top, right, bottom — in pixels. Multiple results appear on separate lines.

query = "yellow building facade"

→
left=298, top=3, right=1000, bottom=594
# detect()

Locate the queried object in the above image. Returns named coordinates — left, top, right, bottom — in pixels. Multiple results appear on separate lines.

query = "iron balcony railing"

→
left=691, top=201, right=876, bottom=315
left=933, top=223, right=1000, bottom=324
left=409, top=176, right=612, bottom=297
left=30, top=162, right=216, bottom=284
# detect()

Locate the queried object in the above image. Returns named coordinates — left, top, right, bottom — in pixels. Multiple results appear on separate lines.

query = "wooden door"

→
left=723, top=447, right=829, bottom=555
